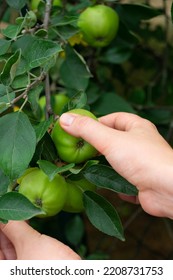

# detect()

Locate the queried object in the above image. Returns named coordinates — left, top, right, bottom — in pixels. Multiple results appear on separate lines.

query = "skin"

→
left=2, top=111, right=173, bottom=259
left=60, top=112, right=173, bottom=219
left=0, top=221, right=81, bottom=260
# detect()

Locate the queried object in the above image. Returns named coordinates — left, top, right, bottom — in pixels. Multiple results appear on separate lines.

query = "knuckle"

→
left=141, top=118, right=157, bottom=130
left=75, top=115, right=92, bottom=129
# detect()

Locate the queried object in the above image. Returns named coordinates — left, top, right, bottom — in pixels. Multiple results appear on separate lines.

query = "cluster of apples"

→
left=31, top=1, right=119, bottom=48
left=18, top=167, right=96, bottom=217
left=18, top=93, right=98, bottom=218
left=17, top=2, right=120, bottom=218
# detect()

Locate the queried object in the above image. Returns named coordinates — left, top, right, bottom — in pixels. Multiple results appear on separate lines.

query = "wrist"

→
left=142, top=162, right=173, bottom=219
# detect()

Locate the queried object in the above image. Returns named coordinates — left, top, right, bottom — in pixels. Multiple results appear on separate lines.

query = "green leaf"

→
left=28, top=85, right=43, bottom=117
left=13, top=35, right=62, bottom=70
left=0, top=169, right=10, bottom=196
left=100, top=44, right=133, bottom=64
left=55, top=25, right=78, bottom=41
left=34, top=29, right=48, bottom=37
left=16, top=11, right=37, bottom=29
left=83, top=164, right=138, bottom=196
left=65, top=215, right=85, bottom=247
left=69, top=160, right=99, bottom=176
left=6, top=0, right=27, bottom=10
left=62, top=91, right=88, bottom=113
left=34, top=117, right=53, bottom=143
left=0, top=84, right=7, bottom=97
left=51, top=15, right=78, bottom=27
left=68, top=91, right=88, bottom=109
left=0, top=39, right=11, bottom=56
left=32, top=132, right=58, bottom=163
left=117, top=4, right=162, bottom=30
left=86, top=82, right=100, bottom=105
left=83, top=191, right=125, bottom=240
left=37, top=160, right=75, bottom=181
left=0, top=92, right=15, bottom=103
left=62, top=1, right=90, bottom=13
left=0, top=92, right=15, bottom=113
left=2, top=24, right=22, bottom=40
left=42, top=55, right=57, bottom=72
left=0, top=102, right=9, bottom=113
left=14, top=56, right=28, bottom=76
left=0, top=192, right=44, bottom=221
left=60, top=45, right=92, bottom=91
left=91, top=92, right=136, bottom=115
left=0, top=49, right=21, bottom=86
left=0, top=112, right=36, bottom=180
left=117, top=20, right=139, bottom=46
left=11, top=74, right=29, bottom=89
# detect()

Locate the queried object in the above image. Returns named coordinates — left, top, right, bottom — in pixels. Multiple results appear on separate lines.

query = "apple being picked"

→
left=51, top=108, right=98, bottom=164
left=77, top=4, right=119, bottom=47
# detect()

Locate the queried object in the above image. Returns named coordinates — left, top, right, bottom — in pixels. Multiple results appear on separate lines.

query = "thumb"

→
left=0, top=221, right=40, bottom=251
left=59, top=113, right=120, bottom=155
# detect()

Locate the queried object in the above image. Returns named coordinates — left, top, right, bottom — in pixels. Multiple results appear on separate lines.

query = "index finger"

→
left=99, top=112, right=154, bottom=131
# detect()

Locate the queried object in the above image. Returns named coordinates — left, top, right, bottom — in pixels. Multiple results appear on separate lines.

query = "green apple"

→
left=31, top=0, right=62, bottom=11
left=39, top=93, right=69, bottom=120
left=31, top=0, right=43, bottom=11
left=63, top=178, right=97, bottom=213
left=18, top=168, right=67, bottom=218
left=53, top=0, right=62, bottom=7
left=77, top=4, right=119, bottom=47
left=51, top=108, right=98, bottom=164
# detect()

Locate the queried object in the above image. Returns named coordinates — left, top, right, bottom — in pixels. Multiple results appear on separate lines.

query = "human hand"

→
left=60, top=112, right=173, bottom=219
left=0, top=221, right=81, bottom=260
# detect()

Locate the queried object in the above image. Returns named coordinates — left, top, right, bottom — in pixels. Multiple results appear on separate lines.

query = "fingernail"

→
left=60, top=113, right=76, bottom=126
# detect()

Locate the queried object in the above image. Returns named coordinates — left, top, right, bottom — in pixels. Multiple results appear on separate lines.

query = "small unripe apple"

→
left=38, top=93, right=69, bottom=120
left=18, top=168, right=67, bottom=218
left=63, top=178, right=97, bottom=213
left=78, top=5, right=119, bottom=47
left=31, top=0, right=62, bottom=11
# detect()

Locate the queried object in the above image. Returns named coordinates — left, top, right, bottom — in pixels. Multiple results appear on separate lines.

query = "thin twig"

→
left=45, top=74, right=53, bottom=119
left=43, top=0, right=53, bottom=30
left=11, top=72, right=45, bottom=105
left=43, top=0, right=53, bottom=119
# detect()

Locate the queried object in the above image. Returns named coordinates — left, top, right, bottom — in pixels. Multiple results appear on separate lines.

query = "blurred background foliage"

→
left=1, top=0, right=173, bottom=259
